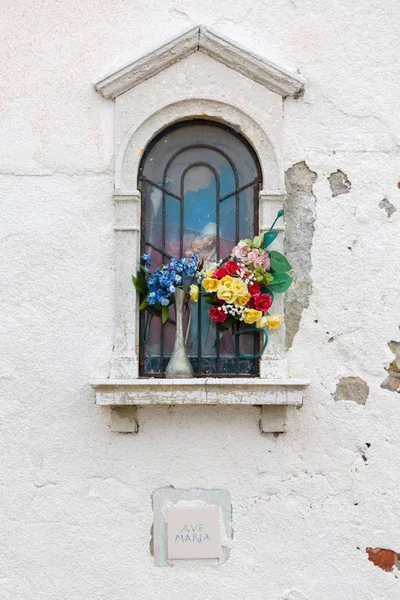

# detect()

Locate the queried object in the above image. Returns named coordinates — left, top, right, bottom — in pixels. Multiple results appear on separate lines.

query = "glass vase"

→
left=165, top=287, right=194, bottom=378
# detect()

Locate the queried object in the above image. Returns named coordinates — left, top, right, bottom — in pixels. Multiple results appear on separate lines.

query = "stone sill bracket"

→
left=90, top=378, right=309, bottom=434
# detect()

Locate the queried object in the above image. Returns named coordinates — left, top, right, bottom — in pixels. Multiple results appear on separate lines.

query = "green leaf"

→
left=220, top=315, right=234, bottom=329
left=267, top=272, right=293, bottom=293
left=269, top=250, right=292, bottom=273
left=132, top=272, right=147, bottom=294
left=161, top=305, right=169, bottom=324
left=139, top=298, right=148, bottom=310
left=252, top=235, right=262, bottom=249
left=262, top=230, right=278, bottom=248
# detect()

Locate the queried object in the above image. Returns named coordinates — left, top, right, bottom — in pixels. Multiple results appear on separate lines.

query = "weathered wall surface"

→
left=1, top=1, right=400, bottom=599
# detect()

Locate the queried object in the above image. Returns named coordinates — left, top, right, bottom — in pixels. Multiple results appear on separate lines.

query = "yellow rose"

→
left=190, top=284, right=199, bottom=302
left=217, top=286, right=237, bottom=304
left=202, top=277, right=220, bottom=293
left=219, top=275, right=234, bottom=288
left=231, top=278, right=248, bottom=296
left=235, top=292, right=251, bottom=307
left=243, top=308, right=263, bottom=324
left=255, top=316, right=269, bottom=329
left=260, top=314, right=283, bottom=330
left=204, top=268, right=215, bottom=278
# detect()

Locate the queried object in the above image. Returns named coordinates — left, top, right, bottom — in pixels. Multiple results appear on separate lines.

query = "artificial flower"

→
left=263, top=314, right=283, bottom=329
left=225, top=260, right=239, bottom=274
left=231, top=278, right=248, bottom=296
left=248, top=282, right=260, bottom=297
left=209, top=307, right=228, bottom=323
left=204, top=268, right=215, bottom=278
left=243, top=308, right=263, bottom=324
left=255, top=316, right=269, bottom=329
left=213, top=267, right=229, bottom=279
left=235, top=292, right=251, bottom=307
left=252, top=293, right=272, bottom=312
left=232, top=244, right=251, bottom=260
left=219, top=275, right=234, bottom=288
left=247, top=249, right=260, bottom=264
left=254, top=252, right=270, bottom=269
left=217, top=286, right=237, bottom=304
left=202, top=277, right=221, bottom=293
left=190, top=284, right=199, bottom=302
left=215, top=267, right=231, bottom=279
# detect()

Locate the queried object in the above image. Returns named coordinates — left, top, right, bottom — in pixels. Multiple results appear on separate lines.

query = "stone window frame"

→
left=90, top=26, right=309, bottom=433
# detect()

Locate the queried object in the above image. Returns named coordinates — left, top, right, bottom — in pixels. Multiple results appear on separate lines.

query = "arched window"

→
left=138, top=120, right=262, bottom=377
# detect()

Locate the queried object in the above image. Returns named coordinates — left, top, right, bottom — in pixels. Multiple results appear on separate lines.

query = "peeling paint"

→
left=381, top=341, right=400, bottom=392
left=333, top=377, right=369, bottom=405
left=328, top=170, right=351, bottom=197
left=284, top=161, right=317, bottom=348
left=379, top=197, right=396, bottom=217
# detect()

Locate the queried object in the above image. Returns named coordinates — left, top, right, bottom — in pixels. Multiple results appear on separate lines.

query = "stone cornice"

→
left=94, top=25, right=305, bottom=99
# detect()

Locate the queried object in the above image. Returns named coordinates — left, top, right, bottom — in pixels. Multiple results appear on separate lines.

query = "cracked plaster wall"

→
left=1, top=1, right=400, bottom=600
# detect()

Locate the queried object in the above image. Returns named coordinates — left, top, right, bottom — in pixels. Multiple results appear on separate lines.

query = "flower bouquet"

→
left=132, top=254, right=200, bottom=323
left=194, top=211, right=292, bottom=355
left=132, top=253, right=201, bottom=377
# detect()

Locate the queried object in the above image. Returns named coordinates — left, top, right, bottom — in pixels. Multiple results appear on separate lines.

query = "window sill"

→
left=90, top=377, right=309, bottom=434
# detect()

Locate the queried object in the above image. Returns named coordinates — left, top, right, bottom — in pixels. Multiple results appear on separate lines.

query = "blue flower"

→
left=147, top=277, right=157, bottom=291
left=141, top=253, right=151, bottom=264
left=147, top=292, right=156, bottom=306
left=160, top=297, right=170, bottom=306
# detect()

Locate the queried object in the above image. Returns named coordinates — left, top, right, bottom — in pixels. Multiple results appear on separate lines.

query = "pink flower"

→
left=247, top=249, right=260, bottom=264
left=232, top=245, right=251, bottom=260
left=253, top=253, right=270, bottom=269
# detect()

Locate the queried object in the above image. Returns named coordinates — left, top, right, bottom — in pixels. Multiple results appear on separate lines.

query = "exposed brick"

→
left=366, top=547, right=400, bottom=572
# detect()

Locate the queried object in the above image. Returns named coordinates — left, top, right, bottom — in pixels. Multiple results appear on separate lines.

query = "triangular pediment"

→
left=95, top=25, right=304, bottom=99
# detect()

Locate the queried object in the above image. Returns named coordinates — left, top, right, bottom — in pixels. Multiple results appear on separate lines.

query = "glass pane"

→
left=140, top=123, right=258, bottom=189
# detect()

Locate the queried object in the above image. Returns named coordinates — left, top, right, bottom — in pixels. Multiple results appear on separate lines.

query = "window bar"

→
left=139, top=176, right=182, bottom=201
left=160, top=175, right=167, bottom=374
left=219, top=178, right=257, bottom=202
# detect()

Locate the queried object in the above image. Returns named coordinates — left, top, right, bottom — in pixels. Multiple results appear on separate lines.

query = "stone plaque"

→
left=167, top=506, right=221, bottom=559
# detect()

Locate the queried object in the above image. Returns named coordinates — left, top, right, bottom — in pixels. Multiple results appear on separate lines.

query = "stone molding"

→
left=94, top=25, right=305, bottom=99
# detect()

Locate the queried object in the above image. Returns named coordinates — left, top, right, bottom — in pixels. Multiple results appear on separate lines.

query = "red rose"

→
left=225, top=260, right=239, bottom=274
left=248, top=282, right=260, bottom=297
left=253, top=293, right=272, bottom=312
left=213, top=267, right=228, bottom=279
left=209, top=307, right=228, bottom=323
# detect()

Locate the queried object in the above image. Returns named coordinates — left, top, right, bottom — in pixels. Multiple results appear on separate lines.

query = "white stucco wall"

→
left=1, top=1, right=400, bottom=599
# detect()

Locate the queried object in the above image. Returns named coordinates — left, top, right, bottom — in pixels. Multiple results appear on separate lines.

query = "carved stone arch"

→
left=116, top=98, right=281, bottom=191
